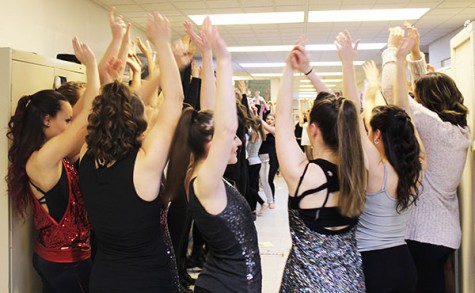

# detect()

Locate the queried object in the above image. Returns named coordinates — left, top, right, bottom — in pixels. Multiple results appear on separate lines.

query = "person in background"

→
left=6, top=38, right=99, bottom=293
left=57, top=81, right=86, bottom=107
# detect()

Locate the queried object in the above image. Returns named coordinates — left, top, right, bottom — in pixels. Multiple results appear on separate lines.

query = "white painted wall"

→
left=428, top=29, right=461, bottom=69
left=0, top=0, right=146, bottom=62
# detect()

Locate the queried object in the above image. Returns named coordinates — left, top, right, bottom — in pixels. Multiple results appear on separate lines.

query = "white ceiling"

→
left=90, top=0, right=475, bottom=90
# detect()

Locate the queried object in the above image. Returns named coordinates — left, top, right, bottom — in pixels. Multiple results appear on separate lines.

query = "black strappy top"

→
left=288, top=159, right=358, bottom=234
left=30, top=166, right=69, bottom=223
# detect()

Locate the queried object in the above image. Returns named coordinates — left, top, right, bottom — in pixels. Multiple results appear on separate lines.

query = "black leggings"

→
left=406, top=240, right=454, bottom=293
left=247, top=163, right=263, bottom=211
left=361, top=245, right=417, bottom=293
left=32, top=253, right=91, bottom=293
left=268, top=153, right=279, bottom=199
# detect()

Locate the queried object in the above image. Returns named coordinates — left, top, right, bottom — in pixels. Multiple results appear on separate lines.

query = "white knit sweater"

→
left=381, top=48, right=472, bottom=249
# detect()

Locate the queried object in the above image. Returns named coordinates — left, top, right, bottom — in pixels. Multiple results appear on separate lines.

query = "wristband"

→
left=304, top=67, right=313, bottom=75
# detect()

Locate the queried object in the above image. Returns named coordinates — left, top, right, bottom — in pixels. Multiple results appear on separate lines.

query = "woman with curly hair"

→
left=381, top=26, right=471, bottom=293
left=6, top=38, right=98, bottom=293
left=78, top=12, right=183, bottom=293
left=336, top=31, right=426, bottom=293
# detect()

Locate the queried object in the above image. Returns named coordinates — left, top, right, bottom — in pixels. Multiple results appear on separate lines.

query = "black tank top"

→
left=30, top=165, right=69, bottom=223
left=79, top=148, right=179, bottom=292
left=188, top=178, right=262, bottom=293
left=288, top=159, right=358, bottom=235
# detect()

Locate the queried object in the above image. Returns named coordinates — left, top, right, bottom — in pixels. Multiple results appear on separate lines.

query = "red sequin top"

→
left=30, top=160, right=90, bottom=263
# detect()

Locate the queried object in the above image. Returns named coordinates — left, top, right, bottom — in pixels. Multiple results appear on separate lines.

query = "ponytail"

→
left=163, top=106, right=194, bottom=204
left=337, top=99, right=366, bottom=217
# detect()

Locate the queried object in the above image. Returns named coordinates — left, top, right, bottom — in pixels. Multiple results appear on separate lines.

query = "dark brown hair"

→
left=309, top=97, right=366, bottom=217
left=414, top=72, right=468, bottom=127
left=164, top=106, right=214, bottom=202
left=6, top=90, right=69, bottom=219
left=370, top=105, right=422, bottom=211
left=57, top=81, right=86, bottom=106
left=85, top=81, right=147, bottom=166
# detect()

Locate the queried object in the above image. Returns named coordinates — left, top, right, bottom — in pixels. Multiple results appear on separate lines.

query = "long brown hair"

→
left=414, top=72, right=468, bottom=127
left=85, top=81, right=147, bottom=166
left=370, top=105, right=422, bottom=211
left=309, top=97, right=366, bottom=217
left=164, top=106, right=214, bottom=202
left=7, top=90, right=69, bottom=219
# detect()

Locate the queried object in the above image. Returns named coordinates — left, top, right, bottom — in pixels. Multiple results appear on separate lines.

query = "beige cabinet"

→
left=0, top=48, right=85, bottom=293
left=451, top=22, right=475, bottom=293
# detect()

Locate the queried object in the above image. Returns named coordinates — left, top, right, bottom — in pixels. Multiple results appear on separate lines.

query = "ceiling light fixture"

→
left=229, top=43, right=385, bottom=53
left=241, top=61, right=363, bottom=68
left=189, top=12, right=304, bottom=25
left=308, top=8, right=430, bottom=22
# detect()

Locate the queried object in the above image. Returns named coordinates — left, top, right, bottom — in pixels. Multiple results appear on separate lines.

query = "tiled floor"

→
left=254, top=175, right=291, bottom=293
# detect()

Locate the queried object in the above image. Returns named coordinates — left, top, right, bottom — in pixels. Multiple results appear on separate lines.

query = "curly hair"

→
left=6, top=90, right=69, bottom=219
left=370, top=105, right=423, bottom=212
left=414, top=72, right=468, bottom=127
left=86, top=81, right=147, bottom=166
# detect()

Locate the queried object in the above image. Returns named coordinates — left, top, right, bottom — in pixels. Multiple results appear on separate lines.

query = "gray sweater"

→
left=381, top=48, right=471, bottom=249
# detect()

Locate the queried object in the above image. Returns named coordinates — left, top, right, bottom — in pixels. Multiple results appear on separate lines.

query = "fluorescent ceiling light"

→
left=303, top=79, right=342, bottom=83
left=252, top=72, right=342, bottom=77
left=308, top=8, right=430, bottom=22
left=241, top=61, right=363, bottom=68
left=229, top=43, right=385, bottom=53
left=300, top=85, right=315, bottom=88
left=189, top=12, right=304, bottom=25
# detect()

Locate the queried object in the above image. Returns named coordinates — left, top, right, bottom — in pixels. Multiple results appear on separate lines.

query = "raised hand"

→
left=387, top=26, right=404, bottom=48
left=109, top=7, right=126, bottom=39
left=202, top=17, right=230, bottom=59
left=184, top=20, right=211, bottom=55
left=362, top=60, right=380, bottom=87
left=404, top=22, right=422, bottom=60
left=103, top=57, right=124, bottom=83
left=137, top=37, right=153, bottom=60
left=72, top=37, right=96, bottom=67
left=335, top=30, right=359, bottom=62
left=396, top=35, right=416, bottom=60
left=147, top=12, right=171, bottom=47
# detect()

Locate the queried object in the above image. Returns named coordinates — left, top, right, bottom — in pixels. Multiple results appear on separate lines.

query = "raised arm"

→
left=395, top=35, right=427, bottom=171
left=98, top=7, right=125, bottom=85
left=185, top=20, right=215, bottom=110
left=380, top=26, right=404, bottom=104
left=335, top=31, right=377, bottom=169
left=194, top=18, right=237, bottom=199
left=361, top=60, right=380, bottom=128
left=292, top=44, right=332, bottom=93
left=275, top=46, right=308, bottom=190
left=134, top=12, right=184, bottom=201
left=29, top=38, right=99, bottom=183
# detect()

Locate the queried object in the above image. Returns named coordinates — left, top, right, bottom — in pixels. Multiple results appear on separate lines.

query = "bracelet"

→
left=304, top=67, right=313, bottom=75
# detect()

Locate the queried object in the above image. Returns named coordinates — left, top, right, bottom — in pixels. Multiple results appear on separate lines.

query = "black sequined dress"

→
left=188, top=178, right=262, bottom=293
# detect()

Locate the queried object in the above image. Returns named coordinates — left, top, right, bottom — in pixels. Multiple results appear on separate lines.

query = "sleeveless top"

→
left=30, top=159, right=90, bottom=263
left=288, top=159, right=358, bottom=233
left=79, top=148, right=180, bottom=292
left=188, top=178, right=262, bottom=293
left=258, top=133, right=275, bottom=156
left=356, top=163, right=412, bottom=252
left=280, top=159, right=365, bottom=292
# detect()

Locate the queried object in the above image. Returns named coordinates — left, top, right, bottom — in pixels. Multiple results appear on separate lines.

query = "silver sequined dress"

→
left=280, top=159, right=365, bottom=293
